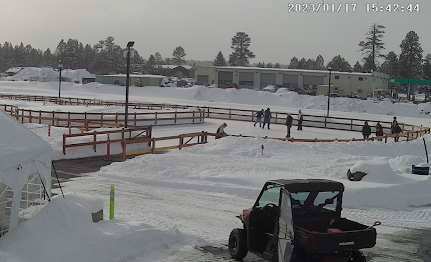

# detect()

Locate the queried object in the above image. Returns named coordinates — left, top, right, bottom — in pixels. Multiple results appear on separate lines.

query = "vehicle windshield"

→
left=256, top=185, right=281, bottom=208
left=290, top=191, right=340, bottom=214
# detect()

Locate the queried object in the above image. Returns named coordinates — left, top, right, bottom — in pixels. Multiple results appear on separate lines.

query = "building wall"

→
left=194, top=66, right=389, bottom=97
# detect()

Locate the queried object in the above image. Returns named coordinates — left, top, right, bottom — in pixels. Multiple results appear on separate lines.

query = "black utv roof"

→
left=267, top=179, right=344, bottom=193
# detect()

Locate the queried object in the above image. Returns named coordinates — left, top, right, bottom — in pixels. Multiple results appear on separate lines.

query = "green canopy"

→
left=390, top=78, right=431, bottom=85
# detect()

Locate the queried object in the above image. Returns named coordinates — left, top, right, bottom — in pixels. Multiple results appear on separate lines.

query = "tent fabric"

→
left=0, top=108, right=52, bottom=231
left=0, top=108, right=52, bottom=173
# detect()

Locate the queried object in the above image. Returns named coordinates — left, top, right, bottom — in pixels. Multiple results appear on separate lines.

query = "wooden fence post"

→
left=229, top=108, right=232, bottom=119
left=155, top=112, right=158, bottom=125
left=175, top=111, right=177, bottom=123
left=179, top=135, right=183, bottom=150
left=93, top=131, right=97, bottom=152
left=151, top=138, right=156, bottom=154
left=134, top=112, right=137, bottom=126
left=121, top=141, right=126, bottom=162
left=62, top=134, right=66, bottom=155
left=39, top=110, right=42, bottom=124
left=193, top=111, right=195, bottom=123
left=29, top=110, right=32, bottom=123
left=350, top=119, right=353, bottom=131
left=52, top=111, right=55, bottom=125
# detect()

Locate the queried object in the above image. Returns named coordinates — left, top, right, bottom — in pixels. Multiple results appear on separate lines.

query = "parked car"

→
left=218, top=83, right=238, bottom=89
left=228, top=179, right=378, bottom=262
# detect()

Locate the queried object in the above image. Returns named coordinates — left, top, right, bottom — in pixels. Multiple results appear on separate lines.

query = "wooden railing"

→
left=2, top=104, right=204, bottom=130
left=63, top=126, right=152, bottom=155
left=2, top=93, right=430, bottom=158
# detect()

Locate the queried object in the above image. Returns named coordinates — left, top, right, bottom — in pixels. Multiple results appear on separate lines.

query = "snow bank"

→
left=0, top=197, right=195, bottom=262
left=64, top=192, right=104, bottom=213
left=349, top=158, right=416, bottom=184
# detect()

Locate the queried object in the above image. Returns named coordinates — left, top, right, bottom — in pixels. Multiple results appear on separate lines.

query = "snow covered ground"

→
left=1, top=80, right=431, bottom=261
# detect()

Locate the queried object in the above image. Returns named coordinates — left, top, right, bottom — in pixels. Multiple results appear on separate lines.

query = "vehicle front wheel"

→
left=228, top=228, right=248, bottom=260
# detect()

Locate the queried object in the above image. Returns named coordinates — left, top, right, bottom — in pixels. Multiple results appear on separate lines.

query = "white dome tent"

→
left=0, top=109, right=52, bottom=236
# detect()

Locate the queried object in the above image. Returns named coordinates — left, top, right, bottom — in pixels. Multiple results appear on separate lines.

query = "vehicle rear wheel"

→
left=228, top=228, right=248, bottom=260
left=350, top=250, right=366, bottom=262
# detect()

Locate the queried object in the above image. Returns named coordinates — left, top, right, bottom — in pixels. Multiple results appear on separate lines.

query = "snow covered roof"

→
left=0, top=109, right=52, bottom=172
left=101, top=74, right=165, bottom=78
left=197, top=66, right=378, bottom=76
left=5, top=67, right=23, bottom=73
left=159, top=65, right=193, bottom=70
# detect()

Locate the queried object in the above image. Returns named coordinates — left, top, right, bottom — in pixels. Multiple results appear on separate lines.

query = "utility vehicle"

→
left=228, top=179, right=378, bottom=262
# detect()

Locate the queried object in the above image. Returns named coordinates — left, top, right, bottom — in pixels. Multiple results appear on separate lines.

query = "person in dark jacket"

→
left=285, top=113, right=293, bottom=138
left=297, top=109, right=303, bottom=130
left=391, top=116, right=402, bottom=142
left=254, top=109, right=264, bottom=127
left=375, top=121, right=384, bottom=141
left=262, top=108, right=272, bottom=129
left=215, top=123, right=227, bottom=139
left=362, top=121, right=371, bottom=139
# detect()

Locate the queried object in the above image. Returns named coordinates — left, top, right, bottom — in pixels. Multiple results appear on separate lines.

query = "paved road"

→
left=50, top=156, right=431, bottom=261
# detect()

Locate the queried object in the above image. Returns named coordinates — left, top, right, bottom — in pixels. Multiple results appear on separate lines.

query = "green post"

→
left=109, top=184, right=114, bottom=220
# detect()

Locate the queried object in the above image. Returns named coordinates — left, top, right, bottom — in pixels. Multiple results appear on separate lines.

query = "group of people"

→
left=362, top=116, right=402, bottom=142
left=254, top=108, right=303, bottom=138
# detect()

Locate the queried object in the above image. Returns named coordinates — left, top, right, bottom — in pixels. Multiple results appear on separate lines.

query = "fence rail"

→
left=2, top=93, right=430, bottom=158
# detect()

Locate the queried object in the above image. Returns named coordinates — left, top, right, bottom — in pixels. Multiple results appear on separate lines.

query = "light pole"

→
left=327, top=67, right=332, bottom=117
left=124, top=41, right=135, bottom=128
left=58, top=60, right=63, bottom=99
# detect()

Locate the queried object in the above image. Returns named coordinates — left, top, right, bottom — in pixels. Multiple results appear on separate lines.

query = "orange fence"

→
left=63, top=126, right=152, bottom=155
left=2, top=93, right=430, bottom=158
left=2, top=104, right=204, bottom=130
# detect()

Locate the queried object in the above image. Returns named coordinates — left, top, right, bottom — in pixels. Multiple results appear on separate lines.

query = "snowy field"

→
left=1, top=81, right=431, bottom=261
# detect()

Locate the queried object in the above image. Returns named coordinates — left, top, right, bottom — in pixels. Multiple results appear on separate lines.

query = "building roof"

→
left=195, top=65, right=384, bottom=77
left=5, top=67, right=24, bottom=73
left=100, top=74, right=165, bottom=78
left=160, top=65, right=193, bottom=70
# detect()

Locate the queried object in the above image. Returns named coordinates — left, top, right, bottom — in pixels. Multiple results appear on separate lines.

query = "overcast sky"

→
left=1, top=0, right=430, bottom=66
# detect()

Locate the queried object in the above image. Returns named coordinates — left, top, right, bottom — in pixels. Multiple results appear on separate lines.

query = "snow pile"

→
left=349, top=158, right=415, bottom=184
left=0, top=197, right=196, bottom=262
left=1, top=82, right=431, bottom=119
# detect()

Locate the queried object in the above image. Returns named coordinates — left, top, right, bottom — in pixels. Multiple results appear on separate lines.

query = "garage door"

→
left=303, top=75, right=324, bottom=86
left=218, top=71, right=233, bottom=84
left=260, top=73, right=276, bottom=89
left=239, top=72, right=254, bottom=89
left=197, top=75, right=209, bottom=85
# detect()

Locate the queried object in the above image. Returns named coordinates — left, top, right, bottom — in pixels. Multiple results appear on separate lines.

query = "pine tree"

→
left=399, top=31, right=423, bottom=99
left=172, top=46, right=186, bottom=65
left=315, top=55, right=325, bottom=70
left=229, top=32, right=255, bottom=66
left=146, top=55, right=156, bottom=73
left=288, top=57, right=299, bottom=69
left=399, top=31, right=423, bottom=79
left=256, top=62, right=265, bottom=68
left=424, top=54, right=431, bottom=80
left=379, top=51, right=399, bottom=78
left=305, top=59, right=315, bottom=70
left=359, top=23, right=386, bottom=71
left=213, top=51, right=227, bottom=66
left=327, top=55, right=352, bottom=72
left=274, top=63, right=281, bottom=68
left=297, top=58, right=307, bottom=69
left=362, top=55, right=374, bottom=72
left=154, top=52, right=164, bottom=66
left=266, top=62, right=274, bottom=68
left=352, top=61, right=363, bottom=72
left=164, top=58, right=171, bottom=65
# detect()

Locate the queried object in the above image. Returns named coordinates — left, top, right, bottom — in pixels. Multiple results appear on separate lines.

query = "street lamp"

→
left=327, top=67, right=332, bottom=117
left=124, top=41, right=135, bottom=128
left=58, top=60, right=63, bottom=99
